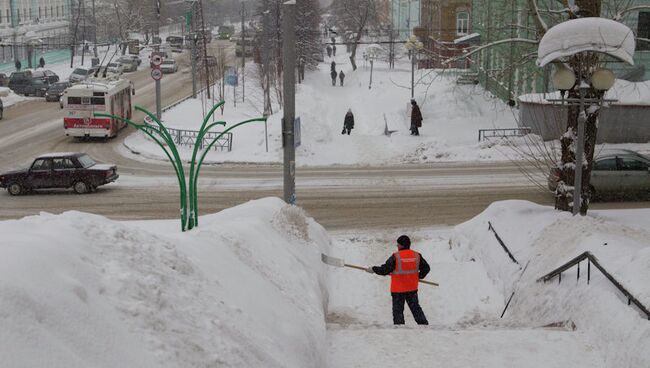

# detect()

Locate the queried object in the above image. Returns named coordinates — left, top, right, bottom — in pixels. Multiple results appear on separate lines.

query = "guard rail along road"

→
left=143, top=87, right=233, bottom=152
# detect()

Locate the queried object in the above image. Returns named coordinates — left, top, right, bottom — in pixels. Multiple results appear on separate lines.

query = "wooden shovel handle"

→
left=345, top=264, right=439, bottom=286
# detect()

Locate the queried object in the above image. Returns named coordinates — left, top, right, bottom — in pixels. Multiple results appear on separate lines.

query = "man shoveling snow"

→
left=366, top=235, right=430, bottom=325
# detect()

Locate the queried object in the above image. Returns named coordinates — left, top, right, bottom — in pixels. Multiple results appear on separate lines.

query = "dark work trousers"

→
left=410, top=125, right=420, bottom=136
left=392, top=291, right=428, bottom=325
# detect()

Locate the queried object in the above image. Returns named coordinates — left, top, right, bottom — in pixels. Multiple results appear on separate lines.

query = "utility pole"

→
left=282, top=0, right=296, bottom=205
left=92, top=0, right=98, bottom=58
left=198, top=0, right=211, bottom=98
left=262, top=10, right=272, bottom=115
left=241, top=2, right=246, bottom=103
left=188, top=2, right=197, bottom=98
left=81, top=0, right=86, bottom=66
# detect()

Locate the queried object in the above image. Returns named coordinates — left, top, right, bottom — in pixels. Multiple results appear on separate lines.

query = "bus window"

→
left=68, top=97, right=82, bottom=104
left=91, top=97, right=105, bottom=105
left=82, top=97, right=91, bottom=105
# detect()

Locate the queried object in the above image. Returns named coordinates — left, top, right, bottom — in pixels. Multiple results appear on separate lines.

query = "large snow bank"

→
left=450, top=201, right=650, bottom=368
left=0, top=198, right=331, bottom=367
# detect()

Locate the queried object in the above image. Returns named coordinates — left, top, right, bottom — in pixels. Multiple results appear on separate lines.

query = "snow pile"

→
left=124, top=51, right=520, bottom=166
left=450, top=201, right=650, bottom=368
left=0, top=86, right=29, bottom=107
left=0, top=198, right=331, bottom=367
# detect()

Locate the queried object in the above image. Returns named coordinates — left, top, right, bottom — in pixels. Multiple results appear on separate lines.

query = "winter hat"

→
left=410, top=99, right=417, bottom=105
left=397, top=235, right=411, bottom=249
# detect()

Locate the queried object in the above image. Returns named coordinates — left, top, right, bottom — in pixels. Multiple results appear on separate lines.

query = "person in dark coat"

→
left=326, top=45, right=332, bottom=58
left=339, top=70, right=345, bottom=86
left=342, top=109, right=354, bottom=135
left=410, top=99, right=423, bottom=136
left=330, top=60, right=336, bottom=72
left=330, top=69, right=337, bottom=86
left=366, top=235, right=430, bottom=325
left=332, top=44, right=337, bottom=56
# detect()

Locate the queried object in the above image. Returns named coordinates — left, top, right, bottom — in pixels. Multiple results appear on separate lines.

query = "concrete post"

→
left=282, top=0, right=296, bottom=205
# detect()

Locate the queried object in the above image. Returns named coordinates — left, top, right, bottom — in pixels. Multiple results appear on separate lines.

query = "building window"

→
left=17, top=9, right=20, bottom=23
left=457, top=11, right=469, bottom=36
left=639, top=12, right=650, bottom=51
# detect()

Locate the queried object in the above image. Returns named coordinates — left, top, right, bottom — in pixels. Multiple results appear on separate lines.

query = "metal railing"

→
left=537, top=251, right=650, bottom=320
left=142, top=125, right=233, bottom=152
left=478, top=127, right=532, bottom=142
left=488, top=221, right=520, bottom=265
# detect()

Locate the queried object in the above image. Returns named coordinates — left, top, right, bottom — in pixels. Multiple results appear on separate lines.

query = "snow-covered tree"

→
left=331, top=0, right=380, bottom=70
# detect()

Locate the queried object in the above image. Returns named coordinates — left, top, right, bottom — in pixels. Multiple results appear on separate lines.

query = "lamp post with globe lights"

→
left=405, top=35, right=423, bottom=99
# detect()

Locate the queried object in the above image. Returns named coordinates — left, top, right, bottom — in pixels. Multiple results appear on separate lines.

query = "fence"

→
left=478, top=127, right=532, bottom=142
left=537, top=251, right=650, bottom=320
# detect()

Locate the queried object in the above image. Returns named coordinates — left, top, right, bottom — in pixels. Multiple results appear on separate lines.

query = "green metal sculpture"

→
left=95, top=101, right=266, bottom=231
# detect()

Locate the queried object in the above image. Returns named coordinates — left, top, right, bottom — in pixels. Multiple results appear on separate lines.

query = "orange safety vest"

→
left=390, top=249, right=420, bottom=293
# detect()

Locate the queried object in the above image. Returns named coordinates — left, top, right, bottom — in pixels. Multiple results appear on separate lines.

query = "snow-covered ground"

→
left=0, top=86, right=29, bottom=108
left=1, top=199, right=648, bottom=367
left=124, top=48, right=524, bottom=166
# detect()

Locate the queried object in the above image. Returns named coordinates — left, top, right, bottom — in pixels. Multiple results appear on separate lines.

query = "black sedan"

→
left=45, top=82, right=72, bottom=102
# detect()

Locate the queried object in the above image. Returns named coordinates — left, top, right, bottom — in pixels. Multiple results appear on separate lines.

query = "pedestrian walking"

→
left=342, top=109, right=354, bottom=135
left=331, top=61, right=336, bottom=73
left=339, top=70, right=345, bottom=86
left=331, top=69, right=337, bottom=86
left=366, top=235, right=430, bottom=325
left=298, top=57, right=305, bottom=83
left=326, top=45, right=332, bottom=58
left=332, top=44, right=337, bottom=56
left=410, top=99, right=423, bottom=136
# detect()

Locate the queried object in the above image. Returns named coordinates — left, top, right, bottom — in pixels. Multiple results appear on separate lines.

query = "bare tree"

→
left=331, top=0, right=378, bottom=70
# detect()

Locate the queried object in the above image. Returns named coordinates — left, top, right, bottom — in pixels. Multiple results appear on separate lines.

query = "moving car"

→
left=106, top=62, right=124, bottom=75
left=69, top=67, right=98, bottom=83
left=160, top=59, right=178, bottom=73
left=45, top=81, right=72, bottom=102
left=117, top=56, right=138, bottom=72
left=8, top=71, right=49, bottom=96
left=121, top=54, right=142, bottom=66
left=166, top=36, right=184, bottom=52
left=0, top=152, right=119, bottom=195
left=548, top=149, right=650, bottom=198
left=218, top=25, right=234, bottom=40
left=32, top=70, right=60, bottom=84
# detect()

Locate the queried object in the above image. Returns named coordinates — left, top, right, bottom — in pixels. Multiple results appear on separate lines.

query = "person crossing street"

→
left=366, top=235, right=430, bottom=325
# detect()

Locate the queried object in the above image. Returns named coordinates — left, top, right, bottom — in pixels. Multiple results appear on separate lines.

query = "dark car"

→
left=32, top=70, right=60, bottom=84
left=45, top=82, right=71, bottom=102
left=0, top=153, right=119, bottom=195
left=8, top=71, right=49, bottom=96
left=0, top=98, right=3, bottom=119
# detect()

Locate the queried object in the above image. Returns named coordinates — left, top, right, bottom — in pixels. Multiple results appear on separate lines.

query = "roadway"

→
left=0, top=41, right=647, bottom=230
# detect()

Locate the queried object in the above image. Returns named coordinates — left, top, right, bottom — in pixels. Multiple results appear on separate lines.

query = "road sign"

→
left=151, top=54, right=163, bottom=67
left=151, top=68, right=163, bottom=81
left=294, top=117, right=301, bottom=148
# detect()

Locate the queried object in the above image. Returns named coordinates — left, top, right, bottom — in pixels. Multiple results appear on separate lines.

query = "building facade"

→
left=470, top=0, right=650, bottom=103
left=0, top=0, right=70, bottom=69
left=419, top=0, right=472, bottom=68
left=391, top=0, right=420, bottom=38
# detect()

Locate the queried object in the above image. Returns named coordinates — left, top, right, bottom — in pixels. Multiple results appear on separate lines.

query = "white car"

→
left=69, top=67, right=98, bottom=83
left=106, top=62, right=124, bottom=75
left=117, top=57, right=138, bottom=72
left=160, top=59, right=178, bottom=74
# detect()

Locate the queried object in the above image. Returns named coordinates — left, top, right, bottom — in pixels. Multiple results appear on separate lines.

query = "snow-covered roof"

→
left=36, top=152, right=81, bottom=158
left=537, top=18, right=636, bottom=67
left=454, top=33, right=480, bottom=44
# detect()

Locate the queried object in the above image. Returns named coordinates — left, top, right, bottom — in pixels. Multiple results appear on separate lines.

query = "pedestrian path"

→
left=325, top=229, right=605, bottom=367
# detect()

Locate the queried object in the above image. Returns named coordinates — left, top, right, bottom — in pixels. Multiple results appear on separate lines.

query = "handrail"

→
left=487, top=221, right=519, bottom=265
left=537, top=251, right=650, bottom=320
left=478, top=127, right=532, bottom=142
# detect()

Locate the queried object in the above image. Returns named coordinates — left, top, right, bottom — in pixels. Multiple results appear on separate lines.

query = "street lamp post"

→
left=405, top=35, right=423, bottom=99
left=547, top=65, right=617, bottom=215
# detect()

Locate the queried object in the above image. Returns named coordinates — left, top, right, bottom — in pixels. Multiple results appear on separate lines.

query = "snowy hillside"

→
left=0, top=199, right=331, bottom=368
left=451, top=201, right=650, bottom=368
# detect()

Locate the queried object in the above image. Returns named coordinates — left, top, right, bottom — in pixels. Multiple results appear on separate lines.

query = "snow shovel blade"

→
left=321, top=253, right=346, bottom=268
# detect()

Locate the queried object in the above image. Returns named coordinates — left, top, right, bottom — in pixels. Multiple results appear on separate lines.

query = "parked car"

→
left=0, top=98, right=3, bottom=119
left=45, top=81, right=72, bottom=102
left=117, top=56, right=138, bottom=72
left=32, top=70, right=60, bottom=84
left=160, top=59, right=178, bottom=73
left=0, top=152, right=119, bottom=195
left=69, top=67, right=98, bottom=83
left=8, top=71, right=49, bottom=96
left=548, top=149, right=650, bottom=198
left=106, top=62, right=124, bottom=75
